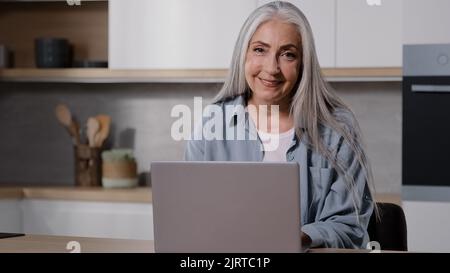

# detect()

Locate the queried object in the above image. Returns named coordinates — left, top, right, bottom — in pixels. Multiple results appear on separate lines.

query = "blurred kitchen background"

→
left=0, top=0, right=449, bottom=252
left=0, top=82, right=401, bottom=190
left=0, top=0, right=404, bottom=190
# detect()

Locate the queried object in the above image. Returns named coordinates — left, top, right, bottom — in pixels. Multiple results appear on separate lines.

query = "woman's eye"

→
left=282, top=52, right=297, bottom=60
left=253, top=47, right=265, bottom=54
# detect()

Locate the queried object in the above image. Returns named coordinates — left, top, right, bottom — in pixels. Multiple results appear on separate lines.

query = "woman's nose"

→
left=263, top=54, right=281, bottom=75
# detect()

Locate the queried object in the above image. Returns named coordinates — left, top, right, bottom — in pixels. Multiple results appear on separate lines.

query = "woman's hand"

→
left=301, top=232, right=312, bottom=251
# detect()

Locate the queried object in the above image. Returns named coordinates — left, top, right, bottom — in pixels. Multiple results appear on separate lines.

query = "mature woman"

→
left=184, top=1, right=376, bottom=249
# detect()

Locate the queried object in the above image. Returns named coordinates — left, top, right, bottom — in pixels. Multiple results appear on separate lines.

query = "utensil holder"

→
left=74, top=144, right=101, bottom=187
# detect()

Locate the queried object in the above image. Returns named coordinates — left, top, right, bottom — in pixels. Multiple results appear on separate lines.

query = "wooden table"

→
left=0, top=234, right=154, bottom=253
left=0, top=234, right=403, bottom=253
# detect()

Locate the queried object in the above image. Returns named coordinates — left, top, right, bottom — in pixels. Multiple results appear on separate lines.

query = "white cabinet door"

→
left=403, top=201, right=450, bottom=252
left=22, top=199, right=154, bottom=240
left=109, top=0, right=257, bottom=69
left=403, top=0, right=450, bottom=45
left=257, top=0, right=336, bottom=67
left=0, top=199, right=22, bottom=233
left=336, top=0, right=402, bottom=67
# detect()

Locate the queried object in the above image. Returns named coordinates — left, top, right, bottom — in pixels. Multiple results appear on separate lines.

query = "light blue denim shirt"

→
left=184, top=95, right=373, bottom=249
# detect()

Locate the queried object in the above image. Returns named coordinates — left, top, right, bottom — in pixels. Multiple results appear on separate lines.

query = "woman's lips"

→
left=259, top=78, right=283, bottom=88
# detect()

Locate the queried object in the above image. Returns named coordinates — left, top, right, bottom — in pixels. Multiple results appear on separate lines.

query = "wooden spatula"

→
left=55, top=103, right=80, bottom=145
left=95, top=114, right=111, bottom=148
left=86, top=117, right=100, bottom=148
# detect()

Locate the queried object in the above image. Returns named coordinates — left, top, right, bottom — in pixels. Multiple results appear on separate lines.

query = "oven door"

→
left=403, top=76, right=450, bottom=192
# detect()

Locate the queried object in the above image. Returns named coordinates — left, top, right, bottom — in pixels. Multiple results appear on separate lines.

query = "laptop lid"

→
left=151, top=161, right=301, bottom=253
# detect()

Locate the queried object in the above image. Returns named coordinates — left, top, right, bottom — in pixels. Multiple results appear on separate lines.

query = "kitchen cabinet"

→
left=0, top=0, right=403, bottom=81
left=260, top=0, right=403, bottom=68
left=109, top=0, right=257, bottom=69
left=336, top=0, right=402, bottom=67
left=0, top=199, right=22, bottom=233
left=110, top=0, right=403, bottom=70
left=257, top=0, right=336, bottom=68
left=403, top=200, right=450, bottom=252
left=22, top=199, right=154, bottom=240
left=0, top=187, right=153, bottom=240
left=403, top=0, right=450, bottom=45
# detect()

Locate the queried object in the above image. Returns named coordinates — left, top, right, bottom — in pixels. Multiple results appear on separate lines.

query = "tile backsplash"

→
left=0, top=81, right=401, bottom=193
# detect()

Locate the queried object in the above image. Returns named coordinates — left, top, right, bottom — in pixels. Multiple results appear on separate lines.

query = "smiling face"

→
left=245, top=19, right=302, bottom=109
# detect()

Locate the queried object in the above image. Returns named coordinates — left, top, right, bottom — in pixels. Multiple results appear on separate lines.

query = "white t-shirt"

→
left=257, top=127, right=295, bottom=162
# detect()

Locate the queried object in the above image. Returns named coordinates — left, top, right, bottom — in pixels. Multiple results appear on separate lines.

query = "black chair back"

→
left=367, top=202, right=408, bottom=251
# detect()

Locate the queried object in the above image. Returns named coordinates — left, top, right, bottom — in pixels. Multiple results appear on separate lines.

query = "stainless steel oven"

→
left=403, top=44, right=450, bottom=201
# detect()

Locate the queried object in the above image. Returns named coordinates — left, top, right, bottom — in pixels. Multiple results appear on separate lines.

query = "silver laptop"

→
left=151, top=161, right=301, bottom=253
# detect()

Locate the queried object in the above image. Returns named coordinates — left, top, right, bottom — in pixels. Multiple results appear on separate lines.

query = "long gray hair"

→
left=214, top=1, right=378, bottom=219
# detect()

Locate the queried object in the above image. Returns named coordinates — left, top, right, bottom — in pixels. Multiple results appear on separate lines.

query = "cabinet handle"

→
left=411, top=84, right=450, bottom=93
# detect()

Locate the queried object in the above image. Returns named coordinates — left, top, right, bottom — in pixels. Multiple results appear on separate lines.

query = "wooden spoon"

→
left=55, top=104, right=71, bottom=127
left=55, top=104, right=79, bottom=145
left=95, top=115, right=111, bottom=147
left=86, top=117, right=100, bottom=148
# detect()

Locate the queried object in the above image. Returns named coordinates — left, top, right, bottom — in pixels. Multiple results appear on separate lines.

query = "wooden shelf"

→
left=0, top=67, right=402, bottom=83
left=322, top=67, right=402, bottom=82
left=0, top=186, right=152, bottom=203
left=0, top=68, right=229, bottom=83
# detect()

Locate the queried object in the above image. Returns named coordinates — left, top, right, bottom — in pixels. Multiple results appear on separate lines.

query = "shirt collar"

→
left=226, top=94, right=305, bottom=131
left=224, top=95, right=303, bottom=147
left=220, top=95, right=242, bottom=127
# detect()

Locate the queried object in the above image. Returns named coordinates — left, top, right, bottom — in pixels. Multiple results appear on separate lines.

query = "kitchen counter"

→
left=0, top=186, right=152, bottom=203
left=0, top=186, right=401, bottom=205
